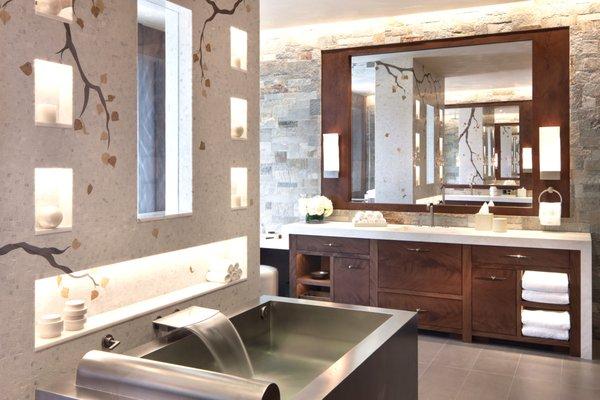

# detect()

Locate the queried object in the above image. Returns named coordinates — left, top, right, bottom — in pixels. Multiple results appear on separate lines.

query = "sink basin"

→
left=36, top=296, right=417, bottom=400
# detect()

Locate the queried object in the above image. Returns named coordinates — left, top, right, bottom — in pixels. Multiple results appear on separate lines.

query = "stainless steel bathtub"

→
left=36, top=296, right=418, bottom=400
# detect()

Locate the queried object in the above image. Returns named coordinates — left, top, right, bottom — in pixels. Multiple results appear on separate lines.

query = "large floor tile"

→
left=561, top=358, right=600, bottom=389
left=418, top=365, right=470, bottom=400
left=432, top=343, right=482, bottom=369
left=455, top=371, right=513, bottom=400
left=472, top=348, right=520, bottom=376
left=508, top=378, right=561, bottom=400
left=419, top=338, right=446, bottom=364
left=559, top=384, right=600, bottom=400
left=515, top=353, right=562, bottom=382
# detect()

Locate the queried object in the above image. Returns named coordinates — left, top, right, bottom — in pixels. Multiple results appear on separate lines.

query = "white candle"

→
left=233, top=57, right=242, bottom=69
left=36, top=104, right=58, bottom=124
left=232, top=195, right=242, bottom=208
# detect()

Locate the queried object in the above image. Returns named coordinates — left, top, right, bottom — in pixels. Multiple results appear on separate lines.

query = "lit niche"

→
left=35, top=0, right=74, bottom=23
left=230, top=97, right=248, bottom=140
left=231, top=167, right=248, bottom=209
left=34, top=59, right=73, bottom=128
left=230, top=26, right=248, bottom=71
left=35, top=168, right=73, bottom=234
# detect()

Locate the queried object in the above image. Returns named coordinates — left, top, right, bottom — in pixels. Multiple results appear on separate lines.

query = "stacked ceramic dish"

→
left=38, top=313, right=64, bottom=339
left=63, top=299, right=87, bottom=331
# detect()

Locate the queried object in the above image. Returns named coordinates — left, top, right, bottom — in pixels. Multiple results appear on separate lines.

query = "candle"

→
left=232, top=195, right=242, bottom=208
left=36, top=104, right=58, bottom=124
left=233, top=57, right=242, bottom=69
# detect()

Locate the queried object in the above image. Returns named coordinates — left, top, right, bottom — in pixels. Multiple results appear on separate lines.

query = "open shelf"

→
left=298, top=275, right=331, bottom=288
left=520, top=300, right=570, bottom=312
left=299, top=290, right=331, bottom=302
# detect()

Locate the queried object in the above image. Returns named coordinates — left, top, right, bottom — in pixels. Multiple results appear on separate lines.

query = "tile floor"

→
left=418, top=333, right=600, bottom=400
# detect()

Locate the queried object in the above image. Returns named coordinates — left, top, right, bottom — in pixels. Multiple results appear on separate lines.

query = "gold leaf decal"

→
left=201, top=89, right=207, bottom=98
left=204, top=79, right=211, bottom=88
left=100, top=73, right=108, bottom=84
left=100, top=277, right=110, bottom=288
left=193, top=53, right=199, bottom=63
left=392, top=87, right=397, bottom=93
left=72, top=238, right=81, bottom=250
left=91, top=290, right=99, bottom=301
left=151, top=228, right=159, bottom=239
left=74, top=118, right=84, bottom=131
left=20, top=62, right=33, bottom=76
left=107, top=155, right=117, bottom=168
left=61, top=287, right=70, bottom=298
left=0, top=9, right=11, bottom=25
left=111, top=111, right=119, bottom=121
left=246, top=3, right=251, bottom=12
left=205, top=43, right=211, bottom=52
left=199, top=141, right=206, bottom=150
left=56, top=275, right=62, bottom=287
left=96, top=103, right=104, bottom=115
left=91, top=5, right=101, bottom=18
left=385, top=133, right=390, bottom=138
left=189, top=266, right=194, bottom=273
left=76, top=17, right=84, bottom=29
left=107, top=94, right=115, bottom=102
left=101, top=152, right=110, bottom=165
left=87, top=184, right=93, bottom=195
left=100, top=131, right=109, bottom=141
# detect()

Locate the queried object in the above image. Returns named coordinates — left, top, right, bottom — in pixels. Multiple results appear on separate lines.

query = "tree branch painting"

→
left=458, top=107, right=484, bottom=184
left=375, top=60, right=442, bottom=105
left=56, top=22, right=113, bottom=149
left=0, top=242, right=98, bottom=287
left=195, top=0, right=247, bottom=94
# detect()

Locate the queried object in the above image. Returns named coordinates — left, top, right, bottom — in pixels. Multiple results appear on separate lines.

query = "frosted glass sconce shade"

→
left=323, top=133, right=340, bottom=179
left=439, top=165, right=444, bottom=180
left=415, top=165, right=421, bottom=186
left=522, top=147, right=533, bottom=173
left=35, top=0, right=73, bottom=22
left=230, top=97, right=247, bottom=140
left=35, top=168, right=73, bottom=233
left=34, top=59, right=73, bottom=128
left=438, top=137, right=444, bottom=156
left=539, top=127, right=561, bottom=180
left=231, top=167, right=248, bottom=209
left=230, top=27, right=247, bottom=71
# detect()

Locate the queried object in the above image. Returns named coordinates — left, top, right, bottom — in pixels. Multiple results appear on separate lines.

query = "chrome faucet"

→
left=153, top=306, right=220, bottom=334
left=427, top=203, right=435, bottom=227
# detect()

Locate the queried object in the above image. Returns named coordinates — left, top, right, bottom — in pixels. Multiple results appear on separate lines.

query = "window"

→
left=137, top=0, right=192, bottom=219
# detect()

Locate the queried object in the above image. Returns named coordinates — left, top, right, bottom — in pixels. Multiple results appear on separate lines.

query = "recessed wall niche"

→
left=230, top=97, right=248, bottom=140
left=230, top=26, right=248, bottom=71
left=35, top=168, right=73, bottom=234
left=35, top=0, right=74, bottom=23
left=34, top=59, right=73, bottom=128
left=230, top=167, right=248, bottom=209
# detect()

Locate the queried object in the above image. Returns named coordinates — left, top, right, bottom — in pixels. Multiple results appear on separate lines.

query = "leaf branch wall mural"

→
left=375, top=60, right=442, bottom=105
left=458, top=107, right=484, bottom=184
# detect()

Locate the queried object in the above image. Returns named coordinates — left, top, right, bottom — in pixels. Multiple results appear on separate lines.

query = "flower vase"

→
left=306, top=214, right=324, bottom=224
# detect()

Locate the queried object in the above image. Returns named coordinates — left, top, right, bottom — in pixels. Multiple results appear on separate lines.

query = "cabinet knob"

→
left=406, top=248, right=430, bottom=253
left=325, top=242, right=338, bottom=247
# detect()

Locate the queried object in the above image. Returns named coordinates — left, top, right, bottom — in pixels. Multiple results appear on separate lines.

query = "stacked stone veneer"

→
left=259, top=0, right=600, bottom=337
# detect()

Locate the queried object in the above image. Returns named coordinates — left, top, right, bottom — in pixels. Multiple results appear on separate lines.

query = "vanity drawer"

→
left=378, top=292, right=462, bottom=331
left=296, top=235, right=370, bottom=255
left=378, top=241, right=462, bottom=295
left=472, top=246, right=570, bottom=269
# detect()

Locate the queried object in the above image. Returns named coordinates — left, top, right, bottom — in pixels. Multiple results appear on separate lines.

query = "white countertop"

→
left=282, top=221, right=591, bottom=251
left=445, top=194, right=532, bottom=204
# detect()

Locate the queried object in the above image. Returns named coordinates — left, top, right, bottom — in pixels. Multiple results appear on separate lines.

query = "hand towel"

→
left=209, top=259, right=235, bottom=274
left=522, top=271, right=568, bottom=293
left=522, top=326, right=569, bottom=341
left=521, top=309, right=570, bottom=330
left=522, top=290, right=569, bottom=305
left=205, top=271, right=232, bottom=284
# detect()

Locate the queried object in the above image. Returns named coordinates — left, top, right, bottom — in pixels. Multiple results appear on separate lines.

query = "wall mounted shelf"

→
left=35, top=0, right=74, bottom=24
left=231, top=167, right=248, bottom=209
left=230, top=26, right=248, bottom=72
left=34, top=59, right=73, bottom=128
left=230, top=97, right=248, bottom=140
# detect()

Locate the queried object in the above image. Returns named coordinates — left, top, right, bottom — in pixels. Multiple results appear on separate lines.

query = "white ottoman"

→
left=259, top=265, right=278, bottom=296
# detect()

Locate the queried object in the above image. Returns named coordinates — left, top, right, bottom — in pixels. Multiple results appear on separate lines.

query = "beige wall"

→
left=260, top=0, right=600, bottom=336
left=0, top=0, right=259, bottom=398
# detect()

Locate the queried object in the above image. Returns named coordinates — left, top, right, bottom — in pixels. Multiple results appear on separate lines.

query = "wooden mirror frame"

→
left=321, top=27, right=570, bottom=217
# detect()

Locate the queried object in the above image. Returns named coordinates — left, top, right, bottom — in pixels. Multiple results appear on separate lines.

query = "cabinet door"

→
left=333, top=257, right=370, bottom=306
left=472, top=268, right=517, bottom=336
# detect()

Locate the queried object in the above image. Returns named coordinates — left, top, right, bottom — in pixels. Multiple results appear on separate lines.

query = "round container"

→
left=64, top=317, right=86, bottom=332
left=63, top=307, right=88, bottom=318
left=41, top=313, right=62, bottom=323
left=37, top=205, right=63, bottom=229
left=64, top=299, right=86, bottom=310
left=38, top=318, right=63, bottom=339
left=310, top=271, right=329, bottom=280
left=493, top=218, right=508, bottom=233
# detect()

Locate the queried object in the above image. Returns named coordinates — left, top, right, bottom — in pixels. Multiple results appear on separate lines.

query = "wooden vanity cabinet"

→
left=471, top=267, right=517, bottom=336
left=332, top=257, right=370, bottom=306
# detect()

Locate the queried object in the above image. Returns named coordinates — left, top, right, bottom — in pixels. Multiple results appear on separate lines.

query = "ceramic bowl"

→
left=63, top=307, right=88, bottom=318
left=64, top=299, right=86, bottom=310
left=64, top=317, right=86, bottom=331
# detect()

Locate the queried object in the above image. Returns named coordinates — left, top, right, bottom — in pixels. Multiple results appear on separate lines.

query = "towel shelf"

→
left=520, top=301, right=570, bottom=312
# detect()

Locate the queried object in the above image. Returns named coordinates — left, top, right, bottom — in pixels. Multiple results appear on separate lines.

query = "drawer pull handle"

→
left=416, top=308, right=428, bottom=313
left=476, top=275, right=507, bottom=281
left=347, top=265, right=357, bottom=269
left=504, top=254, right=528, bottom=259
left=406, top=248, right=430, bottom=253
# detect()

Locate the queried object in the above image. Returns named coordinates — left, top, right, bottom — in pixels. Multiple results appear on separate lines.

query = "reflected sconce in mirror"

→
left=522, top=147, right=533, bottom=173
left=538, top=187, right=562, bottom=226
left=323, top=133, right=340, bottom=178
left=439, top=165, right=444, bottom=181
left=539, top=127, right=561, bottom=180
left=438, top=137, right=443, bottom=156
left=415, top=165, right=421, bottom=186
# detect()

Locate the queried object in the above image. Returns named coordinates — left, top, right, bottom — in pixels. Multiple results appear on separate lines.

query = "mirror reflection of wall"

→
left=350, top=40, right=533, bottom=207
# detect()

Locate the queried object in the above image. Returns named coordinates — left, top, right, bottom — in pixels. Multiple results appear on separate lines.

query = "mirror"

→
left=350, top=41, right=533, bottom=207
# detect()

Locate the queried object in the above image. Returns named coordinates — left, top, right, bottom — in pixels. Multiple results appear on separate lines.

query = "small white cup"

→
left=493, top=218, right=508, bottom=233
left=64, top=317, right=86, bottom=331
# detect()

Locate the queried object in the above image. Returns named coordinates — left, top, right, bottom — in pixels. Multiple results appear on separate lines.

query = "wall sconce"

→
left=35, top=168, right=73, bottom=233
left=230, top=167, right=248, bottom=209
left=539, top=126, right=561, bottom=180
left=438, top=137, right=443, bottom=156
left=522, top=147, right=533, bottom=173
left=439, top=165, right=444, bottom=180
left=230, top=26, right=248, bottom=71
left=415, top=165, right=421, bottom=186
left=34, top=59, right=73, bottom=128
left=323, top=133, right=339, bottom=178
left=230, top=97, right=247, bottom=140
left=538, top=187, right=562, bottom=226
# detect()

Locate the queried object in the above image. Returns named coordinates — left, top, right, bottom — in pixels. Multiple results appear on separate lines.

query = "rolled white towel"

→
left=522, top=290, right=569, bottom=305
left=209, top=260, right=235, bottom=274
left=231, top=270, right=242, bottom=282
left=522, top=271, right=568, bottom=294
left=205, top=271, right=232, bottom=284
left=522, top=326, right=569, bottom=341
left=521, top=309, right=570, bottom=331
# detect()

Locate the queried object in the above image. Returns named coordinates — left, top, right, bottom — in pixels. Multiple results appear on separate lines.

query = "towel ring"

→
left=538, top=187, right=563, bottom=204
